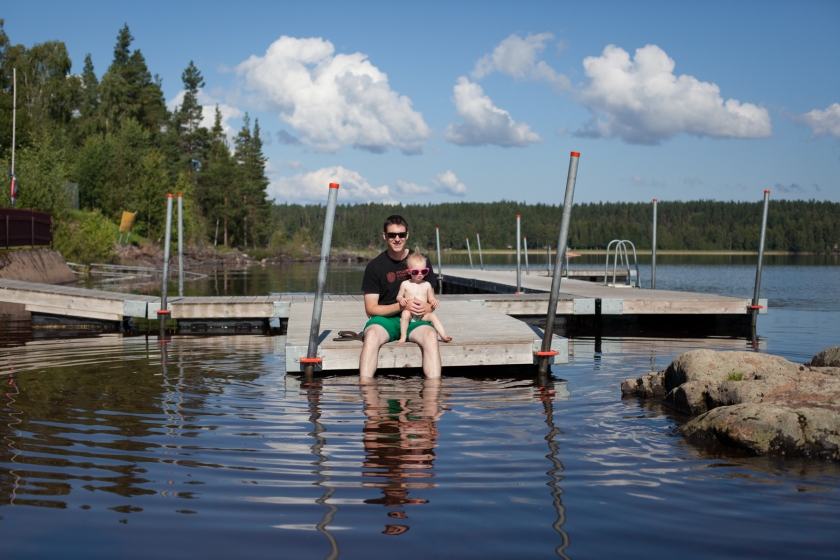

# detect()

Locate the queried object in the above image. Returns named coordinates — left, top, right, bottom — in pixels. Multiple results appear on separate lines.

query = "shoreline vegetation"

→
left=1, top=21, right=838, bottom=267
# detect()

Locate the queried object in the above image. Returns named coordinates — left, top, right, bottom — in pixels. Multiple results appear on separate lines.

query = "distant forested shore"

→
left=275, top=199, right=840, bottom=253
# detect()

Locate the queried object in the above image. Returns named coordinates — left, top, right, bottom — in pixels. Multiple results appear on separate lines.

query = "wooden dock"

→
left=0, top=266, right=768, bottom=369
left=282, top=300, right=566, bottom=373
left=439, top=268, right=766, bottom=316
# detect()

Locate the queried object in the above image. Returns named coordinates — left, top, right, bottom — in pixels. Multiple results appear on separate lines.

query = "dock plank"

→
left=284, top=300, right=564, bottom=372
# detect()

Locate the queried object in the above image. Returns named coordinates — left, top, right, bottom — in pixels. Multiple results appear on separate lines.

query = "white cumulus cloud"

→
left=576, top=44, right=772, bottom=145
left=394, top=180, right=431, bottom=196
left=270, top=166, right=394, bottom=203
left=236, top=36, right=430, bottom=154
left=446, top=77, right=542, bottom=147
left=167, top=89, right=244, bottom=142
left=473, top=33, right=569, bottom=90
left=431, top=171, right=467, bottom=197
left=797, top=103, right=840, bottom=139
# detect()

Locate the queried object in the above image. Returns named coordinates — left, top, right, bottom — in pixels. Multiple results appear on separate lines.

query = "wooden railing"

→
left=0, top=208, right=52, bottom=249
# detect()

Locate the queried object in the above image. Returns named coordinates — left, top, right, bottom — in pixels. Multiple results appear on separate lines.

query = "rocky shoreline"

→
left=115, top=243, right=373, bottom=269
left=621, top=347, right=840, bottom=460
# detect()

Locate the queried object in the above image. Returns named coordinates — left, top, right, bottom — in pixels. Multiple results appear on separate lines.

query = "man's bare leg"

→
left=408, top=325, right=441, bottom=379
left=422, top=313, right=451, bottom=342
left=360, top=324, right=390, bottom=381
left=397, top=310, right=411, bottom=344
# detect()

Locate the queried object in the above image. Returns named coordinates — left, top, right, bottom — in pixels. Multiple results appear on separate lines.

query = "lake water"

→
left=1, top=255, right=839, bottom=558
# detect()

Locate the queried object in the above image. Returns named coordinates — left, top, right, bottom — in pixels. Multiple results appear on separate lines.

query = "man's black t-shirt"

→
left=361, top=250, right=437, bottom=306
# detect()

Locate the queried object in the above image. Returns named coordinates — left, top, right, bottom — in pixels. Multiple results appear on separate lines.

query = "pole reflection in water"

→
left=535, top=381, right=571, bottom=559
left=360, top=378, right=444, bottom=535
left=303, top=379, right=340, bottom=560
left=4, top=361, right=21, bottom=506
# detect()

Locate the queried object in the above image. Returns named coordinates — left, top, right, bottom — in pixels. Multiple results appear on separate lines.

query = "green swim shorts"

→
left=364, top=315, right=434, bottom=342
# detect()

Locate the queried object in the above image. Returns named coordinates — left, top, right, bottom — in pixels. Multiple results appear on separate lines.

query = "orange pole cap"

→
left=764, top=190, right=770, bottom=194
left=329, top=183, right=339, bottom=189
left=570, top=151, right=580, bottom=157
left=167, top=194, right=173, bottom=198
left=653, top=198, right=658, bottom=202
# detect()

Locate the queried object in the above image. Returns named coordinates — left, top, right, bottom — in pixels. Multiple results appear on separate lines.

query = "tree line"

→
left=0, top=20, right=270, bottom=253
left=274, top=199, right=840, bottom=253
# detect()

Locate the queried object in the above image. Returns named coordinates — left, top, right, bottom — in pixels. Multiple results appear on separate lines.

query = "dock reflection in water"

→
left=2, top=322, right=840, bottom=558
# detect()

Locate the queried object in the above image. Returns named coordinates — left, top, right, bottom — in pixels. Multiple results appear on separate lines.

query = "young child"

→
left=396, top=252, right=452, bottom=344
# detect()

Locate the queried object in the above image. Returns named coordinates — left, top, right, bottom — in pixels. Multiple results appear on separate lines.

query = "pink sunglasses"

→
left=409, top=268, right=430, bottom=276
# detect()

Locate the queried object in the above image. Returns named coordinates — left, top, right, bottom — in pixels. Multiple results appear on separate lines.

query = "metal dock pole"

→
left=539, top=152, right=580, bottom=377
left=547, top=245, right=551, bottom=276
left=177, top=194, right=184, bottom=297
left=304, top=183, right=340, bottom=378
left=523, top=236, right=530, bottom=275
left=158, top=194, right=174, bottom=342
left=516, top=215, right=521, bottom=292
left=476, top=233, right=484, bottom=270
left=750, top=190, right=770, bottom=333
left=651, top=198, right=658, bottom=290
left=435, top=227, right=443, bottom=294
left=10, top=68, right=16, bottom=208
left=466, top=238, right=473, bottom=269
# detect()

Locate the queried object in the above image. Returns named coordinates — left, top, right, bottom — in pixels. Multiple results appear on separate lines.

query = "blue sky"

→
left=4, top=0, right=839, bottom=205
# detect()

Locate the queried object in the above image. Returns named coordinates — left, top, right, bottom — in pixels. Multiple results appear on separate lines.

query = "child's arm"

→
left=428, top=283, right=439, bottom=309
left=397, top=281, right=409, bottom=307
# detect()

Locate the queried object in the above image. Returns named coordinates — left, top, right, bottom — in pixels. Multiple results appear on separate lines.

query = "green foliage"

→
left=54, top=209, right=116, bottom=265
left=727, top=372, right=744, bottom=381
left=272, top=200, right=840, bottom=253
left=0, top=130, right=72, bottom=219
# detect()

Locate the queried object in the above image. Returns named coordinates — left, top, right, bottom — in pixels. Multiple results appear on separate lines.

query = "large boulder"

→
left=622, top=348, right=840, bottom=460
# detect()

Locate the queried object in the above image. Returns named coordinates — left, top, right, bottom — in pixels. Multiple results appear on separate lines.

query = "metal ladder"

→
left=604, top=240, right=641, bottom=288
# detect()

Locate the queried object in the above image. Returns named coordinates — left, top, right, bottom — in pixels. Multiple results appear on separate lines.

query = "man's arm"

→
left=364, top=293, right=401, bottom=318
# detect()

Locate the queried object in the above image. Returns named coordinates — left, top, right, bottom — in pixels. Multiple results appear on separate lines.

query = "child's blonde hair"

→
left=407, top=250, right=426, bottom=268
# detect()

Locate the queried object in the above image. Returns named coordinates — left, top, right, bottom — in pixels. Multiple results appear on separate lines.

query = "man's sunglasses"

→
left=409, top=268, right=430, bottom=276
left=386, top=232, right=408, bottom=239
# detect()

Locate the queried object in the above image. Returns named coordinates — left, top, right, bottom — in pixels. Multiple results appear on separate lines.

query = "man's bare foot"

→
left=440, top=335, right=452, bottom=342
left=397, top=337, right=406, bottom=344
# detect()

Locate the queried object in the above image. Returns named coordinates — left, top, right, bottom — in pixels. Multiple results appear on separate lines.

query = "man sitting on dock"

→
left=360, top=215, right=440, bottom=380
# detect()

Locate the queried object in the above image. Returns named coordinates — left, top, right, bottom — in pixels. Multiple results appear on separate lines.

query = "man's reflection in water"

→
left=359, top=378, right=444, bottom=535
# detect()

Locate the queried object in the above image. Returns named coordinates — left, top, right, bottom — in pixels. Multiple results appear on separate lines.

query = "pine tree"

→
left=99, top=24, right=167, bottom=134
left=234, top=114, right=271, bottom=247
left=173, top=61, right=210, bottom=171
left=198, top=106, right=239, bottom=246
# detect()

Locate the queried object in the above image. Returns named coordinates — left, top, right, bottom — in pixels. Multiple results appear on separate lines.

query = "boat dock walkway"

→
left=0, top=267, right=768, bottom=370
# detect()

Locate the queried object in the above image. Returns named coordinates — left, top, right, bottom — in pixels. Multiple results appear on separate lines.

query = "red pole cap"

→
left=167, top=194, right=173, bottom=198
left=436, top=227, right=439, bottom=230
left=516, top=214, right=521, bottom=219
left=764, top=190, right=770, bottom=194
left=571, top=151, right=580, bottom=157
left=329, top=183, right=339, bottom=189
left=653, top=198, right=658, bottom=202
left=177, top=193, right=183, bottom=198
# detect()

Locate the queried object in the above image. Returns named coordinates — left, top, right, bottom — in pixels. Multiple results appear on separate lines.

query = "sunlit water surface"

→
left=1, top=256, right=839, bottom=559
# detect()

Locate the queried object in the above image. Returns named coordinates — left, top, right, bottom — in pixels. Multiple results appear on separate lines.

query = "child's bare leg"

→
left=398, top=310, right=411, bottom=343
left=422, top=312, right=452, bottom=342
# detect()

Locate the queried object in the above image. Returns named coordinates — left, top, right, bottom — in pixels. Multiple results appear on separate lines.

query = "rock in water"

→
left=621, top=348, right=840, bottom=461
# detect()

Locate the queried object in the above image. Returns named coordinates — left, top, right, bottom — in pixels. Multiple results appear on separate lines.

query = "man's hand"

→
left=404, top=298, right=429, bottom=317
